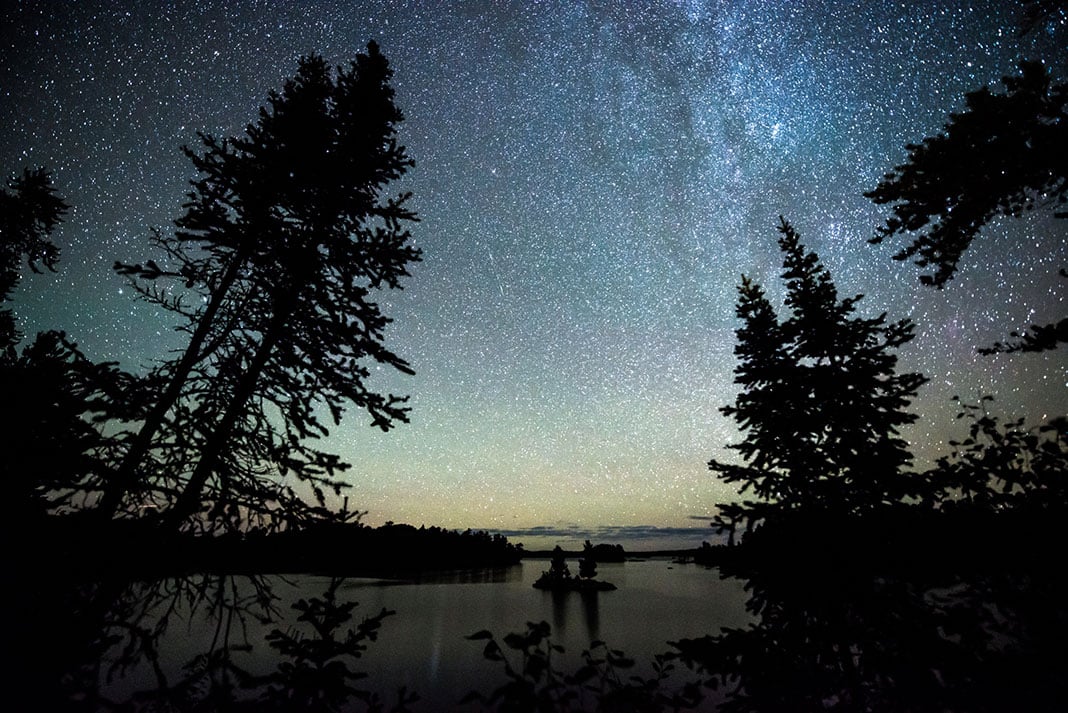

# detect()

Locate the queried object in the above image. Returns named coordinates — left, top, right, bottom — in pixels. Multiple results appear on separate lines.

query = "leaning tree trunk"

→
left=164, top=295, right=294, bottom=530
left=97, top=255, right=246, bottom=519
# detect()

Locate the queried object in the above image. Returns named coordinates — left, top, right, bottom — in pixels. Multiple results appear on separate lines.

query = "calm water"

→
left=99, top=559, right=751, bottom=709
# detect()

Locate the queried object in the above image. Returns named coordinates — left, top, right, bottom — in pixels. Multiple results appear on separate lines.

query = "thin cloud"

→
left=491, top=523, right=721, bottom=548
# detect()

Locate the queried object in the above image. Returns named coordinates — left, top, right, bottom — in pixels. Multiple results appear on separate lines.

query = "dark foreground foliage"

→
left=7, top=572, right=419, bottom=713
left=462, top=622, right=702, bottom=713
left=675, top=508, right=1068, bottom=713
left=10, top=505, right=1068, bottom=712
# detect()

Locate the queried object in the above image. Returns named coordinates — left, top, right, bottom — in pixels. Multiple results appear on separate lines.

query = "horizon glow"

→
left=2, top=1, right=1065, bottom=545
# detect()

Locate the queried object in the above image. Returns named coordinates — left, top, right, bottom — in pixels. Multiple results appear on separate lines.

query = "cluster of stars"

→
left=2, top=1, right=1064, bottom=548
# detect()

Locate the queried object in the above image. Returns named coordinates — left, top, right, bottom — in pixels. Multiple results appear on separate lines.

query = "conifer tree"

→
left=578, top=540, right=598, bottom=580
left=101, top=44, right=421, bottom=529
left=710, top=218, right=927, bottom=529
left=548, top=546, right=571, bottom=580
left=0, top=168, right=67, bottom=351
left=867, top=61, right=1066, bottom=353
left=1, top=170, right=141, bottom=518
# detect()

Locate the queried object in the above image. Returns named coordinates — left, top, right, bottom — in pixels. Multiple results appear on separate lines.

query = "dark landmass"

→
left=13, top=515, right=523, bottom=578
left=19, top=503, right=1066, bottom=581
left=518, top=539, right=740, bottom=567
left=667, top=505, right=1068, bottom=712
left=520, top=542, right=627, bottom=561
left=519, top=502, right=1068, bottom=574
left=532, top=574, right=617, bottom=591
left=521, top=546, right=724, bottom=563
left=669, top=503, right=1068, bottom=581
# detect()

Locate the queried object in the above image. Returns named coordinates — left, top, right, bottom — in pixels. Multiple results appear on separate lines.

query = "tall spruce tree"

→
left=100, top=44, right=421, bottom=529
left=710, top=219, right=927, bottom=531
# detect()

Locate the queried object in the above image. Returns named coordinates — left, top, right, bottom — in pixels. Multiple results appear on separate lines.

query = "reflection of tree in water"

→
left=673, top=515, right=1068, bottom=712
left=541, top=587, right=602, bottom=644
left=580, top=591, right=601, bottom=644
left=548, top=587, right=570, bottom=636
left=14, top=544, right=1067, bottom=711
left=12, top=572, right=416, bottom=712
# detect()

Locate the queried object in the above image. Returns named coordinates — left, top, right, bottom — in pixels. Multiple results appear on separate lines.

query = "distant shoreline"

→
left=520, top=549, right=713, bottom=559
left=13, top=514, right=732, bottom=579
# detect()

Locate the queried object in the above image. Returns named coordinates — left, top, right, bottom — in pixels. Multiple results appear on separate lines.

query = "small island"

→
left=533, top=542, right=617, bottom=591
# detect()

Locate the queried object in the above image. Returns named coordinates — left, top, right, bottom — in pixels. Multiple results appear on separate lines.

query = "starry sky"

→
left=2, top=1, right=1066, bottom=549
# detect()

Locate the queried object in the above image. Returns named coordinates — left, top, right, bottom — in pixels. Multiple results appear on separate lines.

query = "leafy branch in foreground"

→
left=462, top=621, right=703, bottom=712
left=925, top=396, right=1068, bottom=510
left=250, top=578, right=415, bottom=712
left=867, top=61, right=1066, bottom=289
left=977, top=310, right=1068, bottom=355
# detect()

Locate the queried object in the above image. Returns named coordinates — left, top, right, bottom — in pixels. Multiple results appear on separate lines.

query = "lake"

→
left=95, top=559, right=752, bottom=710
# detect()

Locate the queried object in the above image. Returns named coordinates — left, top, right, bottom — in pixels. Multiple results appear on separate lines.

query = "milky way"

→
left=2, top=1, right=1065, bottom=548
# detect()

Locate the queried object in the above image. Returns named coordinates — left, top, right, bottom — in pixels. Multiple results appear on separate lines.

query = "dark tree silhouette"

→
left=0, top=170, right=137, bottom=520
left=0, top=168, right=67, bottom=350
left=710, top=218, right=927, bottom=532
left=866, top=61, right=1067, bottom=352
left=675, top=534, right=1068, bottom=713
left=977, top=305, right=1068, bottom=355
left=927, top=396, right=1068, bottom=511
left=548, top=546, right=571, bottom=581
left=1018, top=0, right=1068, bottom=37
left=100, top=43, right=421, bottom=529
left=578, top=540, right=598, bottom=580
left=2, top=332, right=141, bottom=520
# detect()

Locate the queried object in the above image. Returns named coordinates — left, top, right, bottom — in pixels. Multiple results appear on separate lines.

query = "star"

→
left=2, top=0, right=1064, bottom=548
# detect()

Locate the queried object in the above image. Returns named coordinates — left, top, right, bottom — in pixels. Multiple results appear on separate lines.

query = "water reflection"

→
left=672, top=531, right=1068, bottom=712
left=580, top=590, right=601, bottom=643
left=16, top=545, right=1067, bottom=711
left=541, top=588, right=602, bottom=643
left=345, top=566, right=522, bottom=587
left=16, top=561, right=748, bottom=710
left=12, top=571, right=412, bottom=712
left=12, top=571, right=280, bottom=711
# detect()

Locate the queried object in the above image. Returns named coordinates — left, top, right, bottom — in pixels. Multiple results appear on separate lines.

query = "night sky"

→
left=2, top=1, right=1065, bottom=549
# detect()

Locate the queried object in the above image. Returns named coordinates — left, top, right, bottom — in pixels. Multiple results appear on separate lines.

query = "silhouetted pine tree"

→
left=0, top=168, right=67, bottom=351
left=548, top=546, right=571, bottom=581
left=710, top=218, right=927, bottom=531
left=578, top=540, right=598, bottom=580
left=867, top=61, right=1067, bottom=353
left=1, top=170, right=142, bottom=520
left=2, top=331, right=139, bottom=519
left=101, top=44, right=421, bottom=529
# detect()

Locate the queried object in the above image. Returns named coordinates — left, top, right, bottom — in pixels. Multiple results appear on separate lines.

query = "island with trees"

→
left=532, top=542, right=618, bottom=591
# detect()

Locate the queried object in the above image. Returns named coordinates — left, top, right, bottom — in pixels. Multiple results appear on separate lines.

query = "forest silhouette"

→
left=2, top=9, right=1067, bottom=711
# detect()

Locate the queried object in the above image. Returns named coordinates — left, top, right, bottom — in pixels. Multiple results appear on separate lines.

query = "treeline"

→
left=523, top=542, right=626, bottom=562
left=241, top=521, right=524, bottom=574
left=29, top=517, right=522, bottom=576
